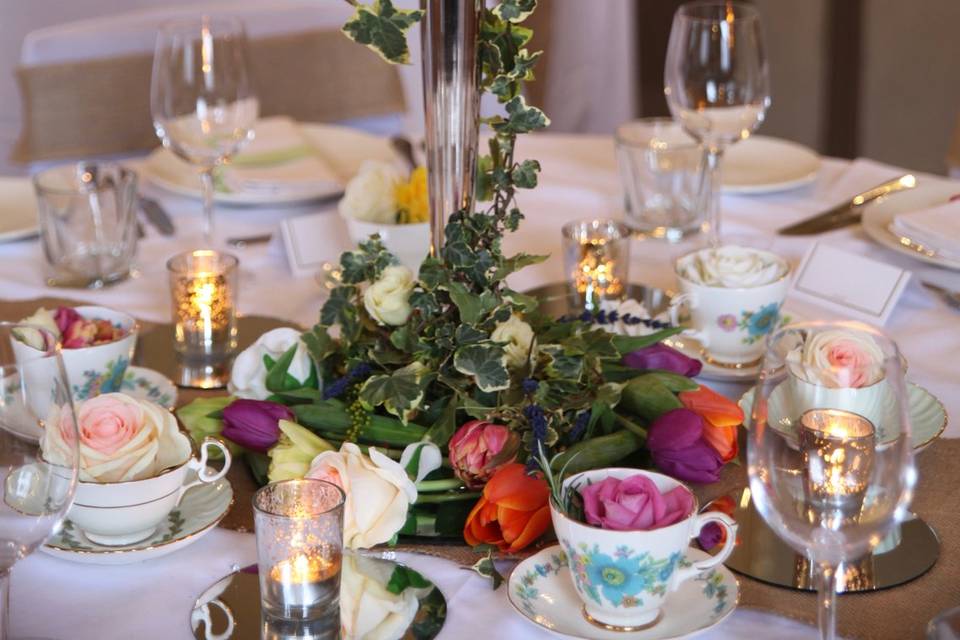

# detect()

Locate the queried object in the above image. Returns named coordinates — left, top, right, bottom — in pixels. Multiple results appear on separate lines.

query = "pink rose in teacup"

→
left=580, top=474, right=695, bottom=531
left=786, top=328, right=886, bottom=389
left=43, top=393, right=186, bottom=483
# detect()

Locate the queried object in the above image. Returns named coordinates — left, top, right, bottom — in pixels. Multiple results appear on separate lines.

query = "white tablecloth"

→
left=6, top=133, right=959, bottom=639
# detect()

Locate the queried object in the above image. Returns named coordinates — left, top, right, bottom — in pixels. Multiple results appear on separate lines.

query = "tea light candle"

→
left=575, top=238, right=624, bottom=299
left=263, top=547, right=342, bottom=613
left=799, top=409, right=876, bottom=518
left=167, top=250, right=239, bottom=388
left=562, top=219, right=631, bottom=311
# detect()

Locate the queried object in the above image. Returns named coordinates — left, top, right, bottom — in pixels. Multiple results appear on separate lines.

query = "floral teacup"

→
left=550, top=468, right=737, bottom=631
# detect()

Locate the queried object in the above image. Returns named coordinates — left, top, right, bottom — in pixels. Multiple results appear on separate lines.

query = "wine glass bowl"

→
left=150, top=16, right=259, bottom=243
left=747, top=321, right=916, bottom=638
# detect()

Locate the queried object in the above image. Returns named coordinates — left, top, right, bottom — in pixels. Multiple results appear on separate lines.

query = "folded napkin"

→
left=218, top=117, right=342, bottom=197
left=891, top=200, right=960, bottom=260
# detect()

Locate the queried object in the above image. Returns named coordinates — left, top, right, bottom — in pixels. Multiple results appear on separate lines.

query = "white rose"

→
left=679, top=246, right=785, bottom=288
left=338, top=161, right=402, bottom=224
left=229, top=328, right=316, bottom=400
left=364, top=266, right=415, bottom=326
left=786, top=329, right=886, bottom=389
left=491, top=314, right=535, bottom=368
left=42, top=393, right=186, bottom=483
left=307, top=443, right=417, bottom=549
left=340, top=554, right=419, bottom=640
left=15, top=307, right=60, bottom=349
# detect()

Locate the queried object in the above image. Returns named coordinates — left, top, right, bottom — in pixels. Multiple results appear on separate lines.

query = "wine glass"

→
left=0, top=324, right=79, bottom=639
left=151, top=16, right=259, bottom=244
left=664, top=1, right=771, bottom=246
left=747, top=321, right=916, bottom=640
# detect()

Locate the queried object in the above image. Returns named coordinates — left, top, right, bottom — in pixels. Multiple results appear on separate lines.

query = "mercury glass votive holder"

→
left=167, top=249, right=239, bottom=388
left=253, top=479, right=346, bottom=622
left=562, top=219, right=631, bottom=311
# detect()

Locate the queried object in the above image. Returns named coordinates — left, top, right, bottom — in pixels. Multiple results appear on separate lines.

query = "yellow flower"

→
left=394, top=166, right=429, bottom=224
left=267, top=420, right=334, bottom=482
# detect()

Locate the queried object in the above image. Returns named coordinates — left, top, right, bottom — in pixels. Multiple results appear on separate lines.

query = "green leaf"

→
left=551, top=429, right=643, bottom=474
left=465, top=549, right=504, bottom=590
left=341, top=0, right=424, bottom=65
left=320, top=286, right=358, bottom=327
left=446, top=281, right=483, bottom=325
left=498, top=96, right=550, bottom=134
left=386, top=565, right=432, bottom=594
left=612, top=327, right=683, bottom=355
left=493, top=0, right=537, bottom=23
left=455, top=325, right=487, bottom=345
left=492, top=253, right=547, bottom=282
left=418, top=257, right=445, bottom=290
left=619, top=377, right=683, bottom=422
left=454, top=343, right=510, bottom=392
left=359, top=364, right=426, bottom=421
left=511, top=159, right=540, bottom=189
left=637, top=371, right=700, bottom=393
left=424, top=395, right=461, bottom=446
left=301, top=326, right=334, bottom=365
left=265, top=344, right=300, bottom=393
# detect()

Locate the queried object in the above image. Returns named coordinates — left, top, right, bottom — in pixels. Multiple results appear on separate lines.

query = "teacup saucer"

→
left=121, top=365, right=178, bottom=410
left=42, top=467, right=232, bottom=565
left=508, top=545, right=738, bottom=639
left=739, top=382, right=947, bottom=451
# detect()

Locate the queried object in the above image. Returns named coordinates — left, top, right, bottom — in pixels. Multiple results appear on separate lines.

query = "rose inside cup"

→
left=41, top=393, right=231, bottom=546
left=12, top=305, right=138, bottom=403
left=671, top=246, right=790, bottom=366
left=550, top=468, right=737, bottom=631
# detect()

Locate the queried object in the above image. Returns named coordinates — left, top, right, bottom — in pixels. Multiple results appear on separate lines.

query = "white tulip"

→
left=364, top=266, right=415, bottom=326
left=338, top=161, right=402, bottom=224
left=228, top=328, right=316, bottom=400
left=340, top=554, right=419, bottom=640
left=399, top=441, right=442, bottom=483
left=491, top=314, right=535, bottom=368
left=307, top=443, right=417, bottom=549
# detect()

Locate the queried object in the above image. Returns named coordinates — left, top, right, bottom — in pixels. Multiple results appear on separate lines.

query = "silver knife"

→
left=778, top=174, right=917, bottom=235
left=139, top=196, right=176, bottom=236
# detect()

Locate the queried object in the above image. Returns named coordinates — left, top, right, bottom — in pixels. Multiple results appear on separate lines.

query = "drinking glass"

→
left=0, top=324, right=79, bottom=639
left=151, top=16, right=258, bottom=244
left=664, top=1, right=771, bottom=246
left=747, top=321, right=916, bottom=640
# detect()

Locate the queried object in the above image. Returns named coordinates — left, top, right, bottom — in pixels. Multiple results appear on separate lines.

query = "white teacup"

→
left=550, top=468, right=737, bottom=630
left=69, top=435, right=231, bottom=546
left=341, top=212, right=429, bottom=271
left=671, top=247, right=790, bottom=366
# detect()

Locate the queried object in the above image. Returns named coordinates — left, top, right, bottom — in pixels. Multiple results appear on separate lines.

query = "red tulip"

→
left=678, top=385, right=743, bottom=463
left=464, top=463, right=551, bottom=552
left=448, top=420, right=517, bottom=488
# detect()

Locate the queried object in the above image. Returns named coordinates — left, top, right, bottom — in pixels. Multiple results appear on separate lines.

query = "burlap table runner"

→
left=2, top=298, right=954, bottom=638
left=12, top=28, right=405, bottom=163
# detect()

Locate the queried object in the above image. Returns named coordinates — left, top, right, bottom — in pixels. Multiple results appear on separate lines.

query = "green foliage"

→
left=341, top=0, right=423, bottom=64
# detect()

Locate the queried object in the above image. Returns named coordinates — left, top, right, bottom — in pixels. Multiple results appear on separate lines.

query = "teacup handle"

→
left=668, top=293, right=710, bottom=348
left=177, top=438, right=233, bottom=506
left=673, top=512, right=738, bottom=589
left=190, top=600, right=235, bottom=640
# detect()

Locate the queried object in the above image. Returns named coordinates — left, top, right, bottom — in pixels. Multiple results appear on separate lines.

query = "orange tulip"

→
left=678, top=385, right=743, bottom=463
left=463, top=463, right=551, bottom=552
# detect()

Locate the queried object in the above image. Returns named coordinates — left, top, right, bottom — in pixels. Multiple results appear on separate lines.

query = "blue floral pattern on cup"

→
left=563, top=541, right=683, bottom=609
left=514, top=550, right=568, bottom=617
left=72, top=356, right=129, bottom=400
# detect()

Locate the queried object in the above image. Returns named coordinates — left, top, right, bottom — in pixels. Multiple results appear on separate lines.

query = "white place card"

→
left=280, top=212, right=343, bottom=278
left=789, top=242, right=911, bottom=325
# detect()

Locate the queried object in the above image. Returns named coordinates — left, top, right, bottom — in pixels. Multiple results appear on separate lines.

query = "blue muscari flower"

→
left=521, top=378, right=539, bottom=395
left=322, top=362, right=373, bottom=400
left=525, top=404, right=549, bottom=471
left=569, top=410, right=590, bottom=443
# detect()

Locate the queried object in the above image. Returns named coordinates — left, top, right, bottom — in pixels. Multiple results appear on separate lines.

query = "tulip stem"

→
left=415, top=491, right=481, bottom=504
left=416, top=478, right=467, bottom=492
left=614, top=413, right=649, bottom=441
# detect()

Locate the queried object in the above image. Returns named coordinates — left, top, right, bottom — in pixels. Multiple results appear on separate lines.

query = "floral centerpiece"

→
left=179, top=0, right=744, bottom=557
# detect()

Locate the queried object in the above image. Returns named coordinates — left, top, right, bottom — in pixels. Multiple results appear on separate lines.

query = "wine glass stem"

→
left=200, top=167, right=215, bottom=245
left=704, top=146, right=724, bottom=247
left=816, top=561, right=838, bottom=640
left=0, top=569, right=9, bottom=640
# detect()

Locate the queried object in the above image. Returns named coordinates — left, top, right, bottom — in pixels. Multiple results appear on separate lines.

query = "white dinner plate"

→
left=140, top=122, right=396, bottom=207
left=861, top=177, right=960, bottom=271
left=722, top=135, right=821, bottom=194
left=0, top=177, right=38, bottom=242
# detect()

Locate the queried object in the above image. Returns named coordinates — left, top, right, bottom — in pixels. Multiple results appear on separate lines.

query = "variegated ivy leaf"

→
left=359, top=362, right=428, bottom=423
left=493, top=0, right=537, bottom=24
left=511, top=159, right=540, bottom=189
left=341, top=0, right=423, bottom=65
left=453, top=343, right=510, bottom=392
left=497, top=96, right=551, bottom=134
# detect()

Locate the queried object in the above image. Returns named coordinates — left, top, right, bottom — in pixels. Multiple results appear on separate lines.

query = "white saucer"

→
left=508, top=546, right=738, bottom=640
left=121, top=366, right=178, bottom=410
left=42, top=467, right=232, bottom=565
left=722, top=136, right=821, bottom=194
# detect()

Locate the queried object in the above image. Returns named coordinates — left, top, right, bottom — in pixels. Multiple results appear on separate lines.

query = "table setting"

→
left=1, top=2, right=960, bottom=640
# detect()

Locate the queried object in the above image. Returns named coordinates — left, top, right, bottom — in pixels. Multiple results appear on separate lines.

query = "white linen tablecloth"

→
left=6, top=133, right=959, bottom=639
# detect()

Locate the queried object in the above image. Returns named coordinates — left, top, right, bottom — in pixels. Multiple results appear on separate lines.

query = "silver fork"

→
left=922, top=281, right=960, bottom=311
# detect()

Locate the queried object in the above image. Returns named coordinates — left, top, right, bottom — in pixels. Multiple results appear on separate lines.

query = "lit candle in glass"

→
left=562, top=219, right=631, bottom=311
left=167, top=250, right=239, bottom=388
left=799, top=409, right=876, bottom=521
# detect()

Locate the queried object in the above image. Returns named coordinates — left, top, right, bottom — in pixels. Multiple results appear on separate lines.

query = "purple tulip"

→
left=646, top=408, right=723, bottom=484
left=623, top=344, right=702, bottom=377
left=221, top=399, right=293, bottom=453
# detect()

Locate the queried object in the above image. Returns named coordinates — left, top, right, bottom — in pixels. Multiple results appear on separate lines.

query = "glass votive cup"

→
left=33, top=162, right=139, bottom=288
left=166, top=249, right=239, bottom=388
left=253, top=479, right=346, bottom=622
left=562, top=219, right=631, bottom=311
left=615, top=118, right=706, bottom=242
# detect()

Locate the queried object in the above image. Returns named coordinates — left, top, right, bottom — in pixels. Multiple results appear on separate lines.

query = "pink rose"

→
left=580, top=474, right=694, bottom=531
left=448, top=420, right=517, bottom=489
left=825, top=341, right=877, bottom=388
left=787, top=329, right=885, bottom=389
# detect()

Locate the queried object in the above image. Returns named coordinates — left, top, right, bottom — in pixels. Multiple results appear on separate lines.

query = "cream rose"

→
left=364, top=266, right=415, bottom=326
left=42, top=393, right=185, bottom=482
left=679, top=246, right=785, bottom=288
left=787, top=329, right=886, bottom=389
left=15, top=308, right=60, bottom=349
left=229, top=328, right=316, bottom=400
left=491, top=314, right=535, bottom=368
left=338, top=161, right=402, bottom=224
left=340, top=554, right=419, bottom=640
left=307, top=443, right=417, bottom=549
